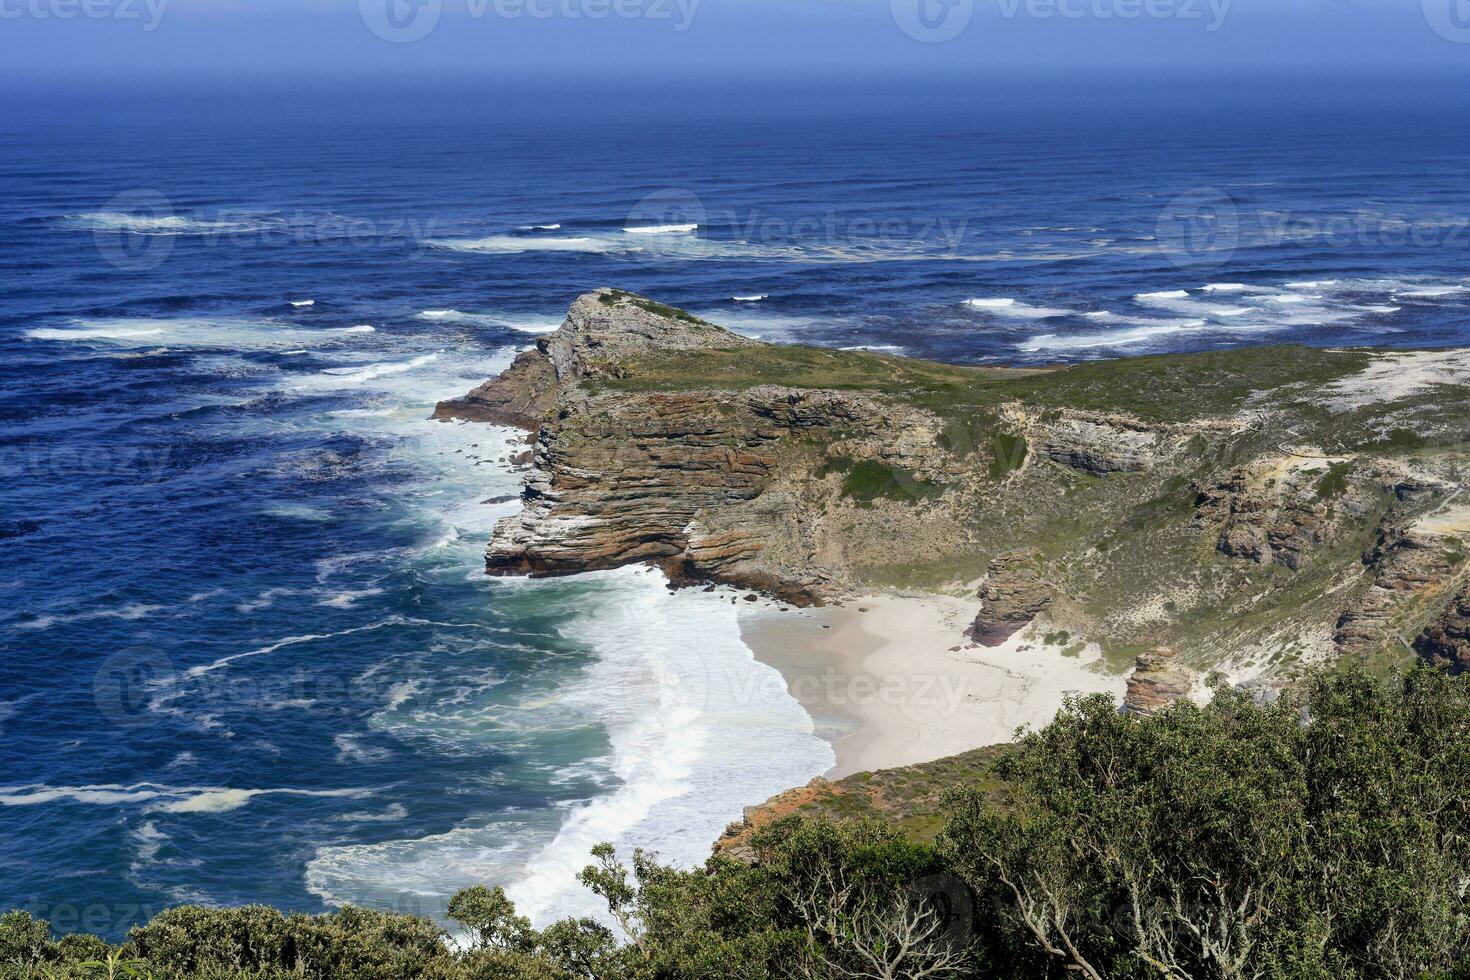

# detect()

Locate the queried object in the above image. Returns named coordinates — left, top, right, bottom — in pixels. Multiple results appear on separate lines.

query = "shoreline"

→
left=738, top=593, right=1128, bottom=779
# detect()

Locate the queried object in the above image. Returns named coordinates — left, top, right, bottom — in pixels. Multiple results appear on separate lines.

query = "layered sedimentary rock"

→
left=1335, top=513, right=1464, bottom=655
left=971, top=551, right=1053, bottom=646
left=1039, top=412, right=1164, bottom=475
left=441, top=289, right=1470, bottom=672
left=1415, top=588, right=1470, bottom=673
left=1123, top=647, right=1193, bottom=716
left=1192, top=456, right=1353, bottom=571
left=436, top=290, right=950, bottom=604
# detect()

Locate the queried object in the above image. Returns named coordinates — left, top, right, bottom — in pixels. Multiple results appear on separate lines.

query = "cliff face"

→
left=440, top=289, right=1470, bottom=678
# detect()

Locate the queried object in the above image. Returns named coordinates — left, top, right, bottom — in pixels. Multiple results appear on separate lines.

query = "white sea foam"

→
left=417, top=310, right=562, bottom=334
left=336, top=803, right=409, bottom=823
left=965, top=297, right=1071, bottom=318
left=14, top=602, right=163, bottom=632
left=27, top=326, right=166, bottom=341
left=1019, top=319, right=1212, bottom=352
left=65, top=213, right=264, bottom=236
left=315, top=353, right=441, bottom=385
left=428, top=233, right=798, bottom=262
left=306, top=568, right=832, bottom=927
left=334, top=734, right=393, bottom=764
left=0, top=783, right=369, bottom=812
left=129, top=821, right=168, bottom=869
left=732, top=294, right=767, bottom=302
left=1397, top=286, right=1469, bottom=299
left=623, top=223, right=698, bottom=234
left=517, top=223, right=562, bottom=231
left=26, top=317, right=378, bottom=351
left=317, top=588, right=385, bottom=609
left=426, top=235, right=617, bottom=255
left=290, top=300, right=316, bottom=308
left=1014, top=274, right=1470, bottom=352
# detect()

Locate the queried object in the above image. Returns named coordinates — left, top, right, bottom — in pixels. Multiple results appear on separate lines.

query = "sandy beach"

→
left=739, top=593, right=1127, bottom=779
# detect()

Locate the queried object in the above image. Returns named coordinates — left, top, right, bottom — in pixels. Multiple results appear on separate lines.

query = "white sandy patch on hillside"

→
left=1413, top=497, right=1470, bottom=537
left=1323, top=349, right=1470, bottom=411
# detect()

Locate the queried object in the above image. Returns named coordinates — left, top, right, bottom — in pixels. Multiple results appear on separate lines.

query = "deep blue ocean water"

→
left=4, top=83, right=1470, bottom=939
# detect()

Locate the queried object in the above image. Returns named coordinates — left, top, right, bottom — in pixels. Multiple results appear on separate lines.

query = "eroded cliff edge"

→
left=439, top=289, right=1470, bottom=680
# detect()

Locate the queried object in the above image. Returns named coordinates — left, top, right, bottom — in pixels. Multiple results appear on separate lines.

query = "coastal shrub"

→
left=943, top=665, right=1470, bottom=980
left=12, top=666, right=1470, bottom=979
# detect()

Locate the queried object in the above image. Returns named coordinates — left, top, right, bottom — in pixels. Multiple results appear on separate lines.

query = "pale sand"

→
left=739, top=593, right=1127, bottom=779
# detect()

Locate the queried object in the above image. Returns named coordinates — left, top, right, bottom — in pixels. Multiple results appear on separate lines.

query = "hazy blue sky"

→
left=2, top=0, right=1467, bottom=84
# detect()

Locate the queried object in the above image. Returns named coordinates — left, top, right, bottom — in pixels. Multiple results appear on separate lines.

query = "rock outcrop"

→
left=1335, top=516, right=1463, bottom=655
left=1123, top=647, right=1193, bottom=716
left=1193, top=457, right=1348, bottom=570
left=1038, top=412, right=1163, bottom=475
left=436, top=289, right=951, bottom=604
left=970, top=551, right=1052, bottom=646
left=1415, top=588, right=1470, bottom=674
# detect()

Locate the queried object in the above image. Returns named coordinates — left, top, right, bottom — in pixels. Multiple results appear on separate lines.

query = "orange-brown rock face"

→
left=1123, top=647, right=1192, bottom=716
left=434, top=290, right=942, bottom=605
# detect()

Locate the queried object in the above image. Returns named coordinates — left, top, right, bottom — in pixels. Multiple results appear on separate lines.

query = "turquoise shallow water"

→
left=4, top=84, right=1470, bottom=939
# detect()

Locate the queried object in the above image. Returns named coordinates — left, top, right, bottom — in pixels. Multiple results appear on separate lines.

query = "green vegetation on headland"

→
left=12, top=666, right=1470, bottom=980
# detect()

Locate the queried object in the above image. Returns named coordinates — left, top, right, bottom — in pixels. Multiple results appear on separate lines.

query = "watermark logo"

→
left=0, top=0, right=169, bottom=30
left=1156, top=187, right=1239, bottom=269
left=92, top=188, right=177, bottom=272
left=626, top=187, right=708, bottom=229
left=624, top=187, right=709, bottom=265
left=93, top=647, right=174, bottom=728
left=610, top=656, right=711, bottom=718
left=360, top=0, right=442, bottom=43
left=81, top=190, right=442, bottom=271
left=1424, top=0, right=1470, bottom=42
left=891, top=0, right=973, bottom=42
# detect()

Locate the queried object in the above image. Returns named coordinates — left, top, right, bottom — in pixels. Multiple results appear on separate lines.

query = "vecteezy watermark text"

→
left=359, top=0, right=697, bottom=43
left=1157, top=187, right=1470, bottom=268
left=892, top=0, right=1229, bottom=42
left=0, top=0, right=167, bottom=30
left=998, top=0, right=1229, bottom=30
left=86, top=189, right=441, bottom=271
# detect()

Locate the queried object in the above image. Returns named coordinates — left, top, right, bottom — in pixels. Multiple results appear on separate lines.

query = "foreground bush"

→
left=6, top=666, right=1470, bottom=979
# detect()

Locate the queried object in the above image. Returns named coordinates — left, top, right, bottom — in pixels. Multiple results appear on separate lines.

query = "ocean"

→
left=4, top=80, right=1470, bottom=939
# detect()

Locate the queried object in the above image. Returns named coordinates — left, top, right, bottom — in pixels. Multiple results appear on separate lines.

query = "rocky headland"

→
left=439, top=289, right=1470, bottom=843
